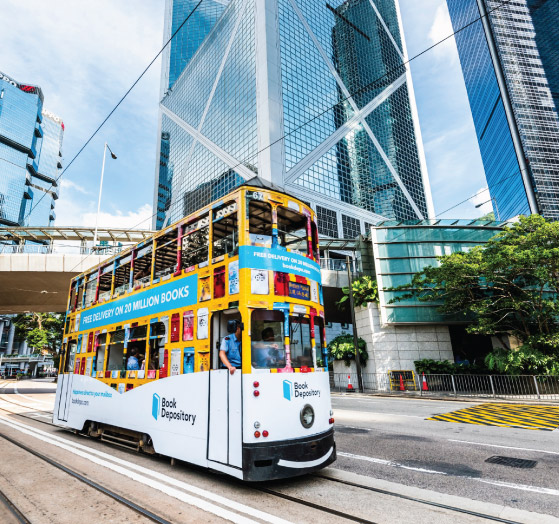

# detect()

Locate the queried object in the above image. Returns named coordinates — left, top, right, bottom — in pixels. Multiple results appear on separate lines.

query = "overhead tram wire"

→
left=63, top=0, right=518, bottom=273
left=22, top=0, right=205, bottom=224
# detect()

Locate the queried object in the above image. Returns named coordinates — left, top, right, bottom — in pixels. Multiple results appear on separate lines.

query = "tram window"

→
left=68, top=282, right=77, bottom=311
left=113, top=254, right=131, bottom=297
left=249, top=201, right=272, bottom=247
left=314, top=317, right=325, bottom=367
left=251, top=310, right=286, bottom=369
left=212, top=201, right=238, bottom=259
left=154, top=228, right=178, bottom=279
left=76, top=283, right=84, bottom=310
left=182, top=215, right=209, bottom=269
left=277, top=207, right=308, bottom=254
left=289, top=316, right=313, bottom=368
left=98, top=265, right=112, bottom=302
left=133, top=244, right=152, bottom=287
left=84, top=273, right=97, bottom=308
left=106, top=329, right=125, bottom=371
left=311, top=221, right=319, bottom=261
left=148, top=322, right=166, bottom=371
left=65, top=341, right=77, bottom=372
left=95, top=334, right=107, bottom=374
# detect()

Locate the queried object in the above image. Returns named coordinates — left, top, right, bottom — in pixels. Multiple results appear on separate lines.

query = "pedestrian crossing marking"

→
left=427, top=403, right=559, bottom=431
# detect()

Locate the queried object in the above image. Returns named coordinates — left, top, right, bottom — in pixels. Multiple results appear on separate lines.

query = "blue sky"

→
left=1, top=0, right=493, bottom=230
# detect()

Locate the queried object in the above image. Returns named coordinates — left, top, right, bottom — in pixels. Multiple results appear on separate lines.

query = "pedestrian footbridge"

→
left=0, top=226, right=359, bottom=314
left=0, top=226, right=155, bottom=313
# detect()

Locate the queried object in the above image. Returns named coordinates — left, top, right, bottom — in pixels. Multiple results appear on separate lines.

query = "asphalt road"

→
left=332, top=393, right=559, bottom=517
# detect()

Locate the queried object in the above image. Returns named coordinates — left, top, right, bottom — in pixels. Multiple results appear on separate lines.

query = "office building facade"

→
left=447, top=0, right=559, bottom=220
left=0, top=71, right=62, bottom=228
left=154, top=0, right=434, bottom=234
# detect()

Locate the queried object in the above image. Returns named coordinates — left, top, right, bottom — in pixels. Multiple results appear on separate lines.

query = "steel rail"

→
left=0, top=433, right=173, bottom=524
left=313, top=474, right=521, bottom=524
left=0, top=487, right=31, bottom=524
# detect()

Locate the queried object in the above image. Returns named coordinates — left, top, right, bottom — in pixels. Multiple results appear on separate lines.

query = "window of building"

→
left=277, top=206, right=308, bottom=254
left=248, top=200, right=273, bottom=247
left=182, top=214, right=209, bottom=269
left=251, top=310, right=286, bottom=369
left=212, top=201, right=238, bottom=259
left=342, top=214, right=361, bottom=239
left=316, top=206, right=338, bottom=237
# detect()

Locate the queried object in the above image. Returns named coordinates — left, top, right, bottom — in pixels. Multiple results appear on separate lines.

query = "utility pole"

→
left=346, top=255, right=364, bottom=393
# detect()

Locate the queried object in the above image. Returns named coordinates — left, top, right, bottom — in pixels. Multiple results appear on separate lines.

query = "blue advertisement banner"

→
left=238, top=246, right=321, bottom=282
left=79, top=274, right=198, bottom=331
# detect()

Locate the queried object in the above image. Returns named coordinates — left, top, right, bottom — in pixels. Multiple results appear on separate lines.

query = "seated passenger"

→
left=126, top=348, right=140, bottom=370
left=252, top=328, right=285, bottom=368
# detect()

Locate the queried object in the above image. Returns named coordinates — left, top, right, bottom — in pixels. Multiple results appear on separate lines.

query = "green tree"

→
left=14, top=312, right=64, bottom=354
left=393, top=215, right=559, bottom=374
left=337, top=275, right=378, bottom=309
left=327, top=334, right=368, bottom=367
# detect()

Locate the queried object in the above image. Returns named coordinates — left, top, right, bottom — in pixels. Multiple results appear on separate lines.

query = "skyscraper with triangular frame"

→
left=154, top=0, right=434, bottom=235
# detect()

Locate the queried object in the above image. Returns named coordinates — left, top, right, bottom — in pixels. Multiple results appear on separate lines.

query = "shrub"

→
left=327, top=334, right=368, bottom=367
left=337, top=276, right=378, bottom=309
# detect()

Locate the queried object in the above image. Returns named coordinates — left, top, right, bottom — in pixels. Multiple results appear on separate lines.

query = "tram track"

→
left=0, top=432, right=173, bottom=524
left=0, top=486, right=31, bottom=524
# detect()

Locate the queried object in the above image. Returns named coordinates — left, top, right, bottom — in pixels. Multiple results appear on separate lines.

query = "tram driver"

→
left=252, top=328, right=284, bottom=368
left=219, top=320, right=242, bottom=375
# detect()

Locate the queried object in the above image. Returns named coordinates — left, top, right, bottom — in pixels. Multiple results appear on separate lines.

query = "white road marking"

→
left=338, top=451, right=446, bottom=475
left=0, top=416, right=293, bottom=524
left=448, top=439, right=559, bottom=456
left=338, top=451, right=559, bottom=497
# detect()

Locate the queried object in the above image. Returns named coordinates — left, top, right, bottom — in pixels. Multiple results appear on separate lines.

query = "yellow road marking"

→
left=427, top=403, right=559, bottom=431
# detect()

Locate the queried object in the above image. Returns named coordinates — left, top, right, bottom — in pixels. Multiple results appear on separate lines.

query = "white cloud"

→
left=59, top=179, right=89, bottom=195
left=471, top=187, right=493, bottom=215
left=428, top=4, right=457, bottom=63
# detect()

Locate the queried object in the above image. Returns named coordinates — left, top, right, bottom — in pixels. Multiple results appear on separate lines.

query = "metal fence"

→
left=331, top=372, right=559, bottom=401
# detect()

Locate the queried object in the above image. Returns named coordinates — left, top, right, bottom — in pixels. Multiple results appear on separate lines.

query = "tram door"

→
left=57, top=342, right=76, bottom=421
left=207, top=311, right=242, bottom=468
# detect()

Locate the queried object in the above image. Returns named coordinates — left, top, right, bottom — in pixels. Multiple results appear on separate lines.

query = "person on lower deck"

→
left=126, top=348, right=140, bottom=370
left=219, top=321, right=241, bottom=375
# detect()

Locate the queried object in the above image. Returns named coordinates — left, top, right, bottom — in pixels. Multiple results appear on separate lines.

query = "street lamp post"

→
left=93, top=142, right=117, bottom=248
left=346, top=255, right=364, bottom=393
left=475, top=196, right=501, bottom=221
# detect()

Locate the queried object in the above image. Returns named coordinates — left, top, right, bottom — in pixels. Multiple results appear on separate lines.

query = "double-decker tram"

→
left=54, top=181, right=336, bottom=480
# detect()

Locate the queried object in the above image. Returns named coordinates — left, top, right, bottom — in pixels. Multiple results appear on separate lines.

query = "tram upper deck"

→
left=60, top=184, right=327, bottom=391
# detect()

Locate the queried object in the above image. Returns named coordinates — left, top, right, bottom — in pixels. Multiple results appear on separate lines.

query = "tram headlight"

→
left=300, top=404, right=315, bottom=429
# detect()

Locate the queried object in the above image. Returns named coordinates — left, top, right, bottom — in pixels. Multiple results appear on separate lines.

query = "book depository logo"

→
left=283, top=380, right=293, bottom=401
left=283, top=380, right=320, bottom=400
left=151, top=393, right=197, bottom=425
left=152, top=393, right=160, bottom=420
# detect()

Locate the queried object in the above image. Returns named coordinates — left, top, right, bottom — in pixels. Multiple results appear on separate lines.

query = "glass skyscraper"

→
left=154, top=0, right=434, bottom=235
left=447, top=0, right=559, bottom=220
left=0, top=71, right=63, bottom=228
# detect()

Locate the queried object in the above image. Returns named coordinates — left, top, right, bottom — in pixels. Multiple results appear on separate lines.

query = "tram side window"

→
left=65, top=341, right=77, bottom=372
left=84, top=273, right=97, bottom=308
left=251, top=310, right=286, bottom=369
left=68, top=282, right=77, bottom=311
left=127, top=325, right=148, bottom=369
left=290, top=316, right=313, bottom=368
left=249, top=200, right=272, bottom=247
left=212, top=201, right=238, bottom=259
left=148, top=322, right=166, bottom=371
left=154, top=228, right=178, bottom=279
left=98, top=266, right=112, bottom=302
left=106, top=329, right=125, bottom=371
left=133, top=244, right=152, bottom=286
left=76, top=283, right=84, bottom=309
left=311, top=220, right=319, bottom=261
left=113, top=255, right=131, bottom=296
left=182, top=215, right=209, bottom=269
left=95, top=334, right=107, bottom=373
left=277, top=207, right=308, bottom=254
left=314, top=317, right=325, bottom=367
